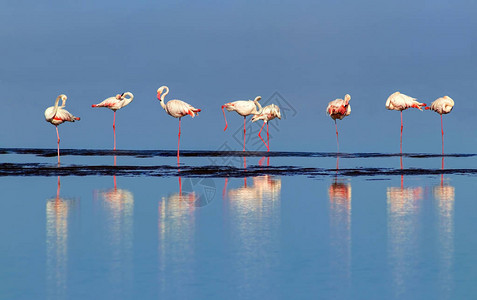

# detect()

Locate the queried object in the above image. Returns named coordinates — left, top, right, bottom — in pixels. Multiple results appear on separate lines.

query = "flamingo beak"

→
left=157, top=91, right=161, bottom=99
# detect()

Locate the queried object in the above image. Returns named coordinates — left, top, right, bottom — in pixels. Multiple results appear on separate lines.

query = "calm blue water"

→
left=1, top=149, right=476, bottom=299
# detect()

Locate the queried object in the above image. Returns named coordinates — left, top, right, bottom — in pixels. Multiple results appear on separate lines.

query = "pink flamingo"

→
left=385, top=92, right=426, bottom=153
left=326, top=94, right=351, bottom=152
left=251, top=104, right=281, bottom=151
left=92, top=92, right=134, bottom=150
left=157, top=86, right=201, bottom=160
left=222, top=96, right=262, bottom=151
left=44, top=94, right=80, bottom=164
left=426, top=96, right=454, bottom=154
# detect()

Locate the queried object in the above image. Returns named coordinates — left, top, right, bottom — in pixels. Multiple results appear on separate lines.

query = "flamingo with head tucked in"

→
left=426, top=96, right=454, bottom=154
left=326, top=94, right=351, bottom=152
left=44, top=94, right=80, bottom=164
left=92, top=92, right=134, bottom=150
left=157, top=86, right=201, bottom=161
left=222, top=96, right=262, bottom=151
left=386, top=92, right=426, bottom=153
left=251, top=104, right=281, bottom=151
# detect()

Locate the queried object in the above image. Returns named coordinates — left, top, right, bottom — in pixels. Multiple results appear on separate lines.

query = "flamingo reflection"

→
left=225, top=174, right=281, bottom=296
left=328, top=178, right=352, bottom=293
left=387, top=172, right=423, bottom=298
left=223, top=156, right=249, bottom=199
left=433, top=156, right=455, bottom=296
left=93, top=156, right=134, bottom=295
left=158, top=176, right=197, bottom=296
left=46, top=176, right=76, bottom=299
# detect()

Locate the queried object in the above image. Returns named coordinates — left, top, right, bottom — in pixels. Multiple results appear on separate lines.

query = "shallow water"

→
left=1, top=149, right=476, bottom=299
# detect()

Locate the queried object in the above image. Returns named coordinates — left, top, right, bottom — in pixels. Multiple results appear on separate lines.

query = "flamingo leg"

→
left=400, top=111, right=403, bottom=154
left=335, top=119, right=339, bottom=153
left=441, top=156, right=444, bottom=186
left=441, top=114, right=444, bottom=155
left=267, top=122, right=270, bottom=152
left=222, top=106, right=228, bottom=131
left=56, top=126, right=60, bottom=165
left=243, top=157, right=247, bottom=187
left=178, top=118, right=181, bottom=161
left=243, top=116, right=246, bottom=152
left=258, top=122, right=267, bottom=150
left=114, top=155, right=117, bottom=189
left=113, top=111, right=116, bottom=150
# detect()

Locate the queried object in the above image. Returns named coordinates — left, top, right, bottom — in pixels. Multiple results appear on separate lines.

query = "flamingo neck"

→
left=253, top=98, right=263, bottom=115
left=122, top=92, right=134, bottom=106
left=159, top=87, right=169, bottom=110
left=52, top=95, right=61, bottom=116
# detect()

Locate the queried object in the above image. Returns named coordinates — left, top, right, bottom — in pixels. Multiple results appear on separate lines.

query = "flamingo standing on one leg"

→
left=92, top=92, right=134, bottom=150
left=385, top=92, right=426, bottom=153
left=156, top=86, right=201, bottom=162
left=222, top=96, right=262, bottom=151
left=44, top=94, right=80, bottom=165
left=326, top=94, right=351, bottom=153
left=251, top=104, right=281, bottom=151
left=426, top=96, right=454, bottom=154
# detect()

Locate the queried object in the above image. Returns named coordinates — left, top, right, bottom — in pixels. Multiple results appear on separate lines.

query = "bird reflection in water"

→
left=158, top=175, right=197, bottom=296
left=387, top=162, right=423, bottom=298
left=46, top=176, right=77, bottom=299
left=433, top=155, right=455, bottom=296
left=93, top=155, right=134, bottom=296
left=225, top=172, right=281, bottom=296
left=223, top=156, right=248, bottom=199
left=328, top=177, right=352, bottom=295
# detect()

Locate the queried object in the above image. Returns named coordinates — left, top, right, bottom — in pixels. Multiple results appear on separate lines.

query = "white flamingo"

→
left=326, top=94, right=351, bottom=152
left=251, top=104, right=281, bottom=151
left=157, top=86, right=201, bottom=160
left=426, top=96, right=454, bottom=154
left=222, top=96, right=262, bottom=151
left=44, top=94, right=80, bottom=164
left=385, top=92, right=427, bottom=153
left=92, top=92, right=134, bottom=150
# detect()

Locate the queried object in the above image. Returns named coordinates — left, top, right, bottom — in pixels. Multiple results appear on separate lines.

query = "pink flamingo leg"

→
left=400, top=111, right=403, bottom=154
left=113, top=111, right=116, bottom=150
left=266, top=122, right=270, bottom=152
left=335, top=120, right=339, bottom=153
left=243, top=116, right=246, bottom=152
left=243, top=156, right=247, bottom=187
left=56, top=126, right=60, bottom=165
left=258, top=122, right=267, bottom=150
left=222, top=106, right=228, bottom=131
left=177, top=118, right=181, bottom=162
left=441, top=156, right=444, bottom=186
left=441, top=114, right=444, bottom=155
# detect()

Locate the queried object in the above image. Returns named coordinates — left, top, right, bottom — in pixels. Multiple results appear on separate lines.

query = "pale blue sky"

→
left=1, top=0, right=475, bottom=153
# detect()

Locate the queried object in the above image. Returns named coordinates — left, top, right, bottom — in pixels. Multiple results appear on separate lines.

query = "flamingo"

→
left=326, top=94, right=351, bottom=152
left=251, top=104, right=281, bottom=151
left=426, top=96, right=454, bottom=154
left=222, top=96, right=262, bottom=151
left=92, top=92, right=134, bottom=150
left=44, top=94, right=80, bottom=164
left=385, top=92, right=426, bottom=153
left=156, top=86, right=201, bottom=161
